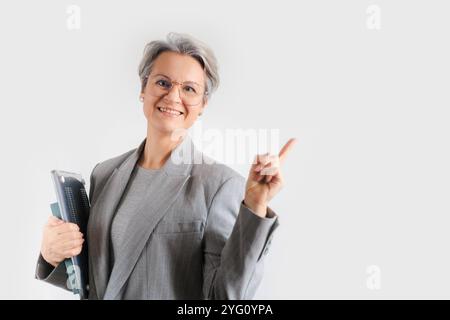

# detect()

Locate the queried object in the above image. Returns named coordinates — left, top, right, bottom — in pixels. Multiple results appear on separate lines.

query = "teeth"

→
left=159, top=107, right=182, bottom=116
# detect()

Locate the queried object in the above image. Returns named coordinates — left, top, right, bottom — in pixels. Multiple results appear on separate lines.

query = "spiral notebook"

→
left=50, top=170, right=90, bottom=300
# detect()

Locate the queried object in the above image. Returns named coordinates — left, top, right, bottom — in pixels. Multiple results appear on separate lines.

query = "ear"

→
left=139, top=85, right=146, bottom=99
left=199, top=100, right=207, bottom=116
left=201, top=97, right=208, bottom=111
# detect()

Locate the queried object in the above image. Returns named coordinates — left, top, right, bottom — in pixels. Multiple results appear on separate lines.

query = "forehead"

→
left=151, top=51, right=205, bottom=83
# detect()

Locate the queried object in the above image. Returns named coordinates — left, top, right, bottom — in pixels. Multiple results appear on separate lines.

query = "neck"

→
left=138, top=127, right=184, bottom=169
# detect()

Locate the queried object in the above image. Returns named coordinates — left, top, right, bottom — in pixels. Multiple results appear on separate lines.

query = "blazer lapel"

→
left=88, top=139, right=146, bottom=299
left=99, top=135, right=198, bottom=300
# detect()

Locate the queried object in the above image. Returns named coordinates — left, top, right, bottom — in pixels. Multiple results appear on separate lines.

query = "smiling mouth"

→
left=157, top=106, right=184, bottom=117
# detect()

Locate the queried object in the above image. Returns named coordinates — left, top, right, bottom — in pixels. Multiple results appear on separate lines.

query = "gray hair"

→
left=138, top=32, right=219, bottom=97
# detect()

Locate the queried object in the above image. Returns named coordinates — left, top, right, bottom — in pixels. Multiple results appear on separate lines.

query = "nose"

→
left=163, top=84, right=183, bottom=105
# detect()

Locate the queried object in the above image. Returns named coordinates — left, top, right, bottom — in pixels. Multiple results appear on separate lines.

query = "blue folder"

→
left=50, top=170, right=90, bottom=300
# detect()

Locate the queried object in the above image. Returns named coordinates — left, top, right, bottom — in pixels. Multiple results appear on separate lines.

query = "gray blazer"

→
left=36, top=136, right=279, bottom=299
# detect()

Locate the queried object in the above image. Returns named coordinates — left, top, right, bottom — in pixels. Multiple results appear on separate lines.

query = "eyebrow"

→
left=153, top=73, right=201, bottom=86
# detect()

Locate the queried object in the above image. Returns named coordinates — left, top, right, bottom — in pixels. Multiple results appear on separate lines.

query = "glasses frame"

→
left=144, top=74, right=208, bottom=107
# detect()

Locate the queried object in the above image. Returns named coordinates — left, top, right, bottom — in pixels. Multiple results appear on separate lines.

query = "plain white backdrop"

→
left=1, top=0, right=449, bottom=299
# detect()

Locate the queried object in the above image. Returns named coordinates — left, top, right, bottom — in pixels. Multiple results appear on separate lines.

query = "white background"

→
left=0, top=0, right=449, bottom=299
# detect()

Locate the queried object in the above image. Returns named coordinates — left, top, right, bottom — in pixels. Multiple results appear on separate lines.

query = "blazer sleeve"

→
left=202, top=175, right=280, bottom=299
left=35, top=163, right=99, bottom=291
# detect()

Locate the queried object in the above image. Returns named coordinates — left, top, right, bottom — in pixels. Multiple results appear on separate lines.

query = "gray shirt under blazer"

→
left=36, top=135, right=279, bottom=299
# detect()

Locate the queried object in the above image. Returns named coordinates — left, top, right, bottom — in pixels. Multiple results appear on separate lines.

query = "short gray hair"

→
left=138, top=32, right=219, bottom=97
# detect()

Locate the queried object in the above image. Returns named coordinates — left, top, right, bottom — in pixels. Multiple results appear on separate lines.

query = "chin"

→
left=149, top=121, right=186, bottom=136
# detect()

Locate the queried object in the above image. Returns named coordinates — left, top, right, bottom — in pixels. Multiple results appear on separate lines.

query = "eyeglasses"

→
left=145, top=74, right=207, bottom=106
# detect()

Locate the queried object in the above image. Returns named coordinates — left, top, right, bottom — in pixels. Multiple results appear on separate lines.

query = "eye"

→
left=156, top=79, right=171, bottom=89
left=183, top=85, right=197, bottom=94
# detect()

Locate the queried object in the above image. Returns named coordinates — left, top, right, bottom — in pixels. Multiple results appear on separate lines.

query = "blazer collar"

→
left=89, top=134, right=199, bottom=299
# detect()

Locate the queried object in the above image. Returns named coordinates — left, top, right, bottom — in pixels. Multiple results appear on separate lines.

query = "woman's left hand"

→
left=244, top=138, right=297, bottom=217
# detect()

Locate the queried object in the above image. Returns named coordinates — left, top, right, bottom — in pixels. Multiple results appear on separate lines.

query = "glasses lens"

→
left=181, top=84, right=203, bottom=106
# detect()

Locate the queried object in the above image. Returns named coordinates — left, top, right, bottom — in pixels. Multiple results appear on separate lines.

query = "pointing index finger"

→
left=278, top=138, right=297, bottom=163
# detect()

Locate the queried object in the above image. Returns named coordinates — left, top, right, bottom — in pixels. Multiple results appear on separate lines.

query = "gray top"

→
left=110, top=165, right=161, bottom=267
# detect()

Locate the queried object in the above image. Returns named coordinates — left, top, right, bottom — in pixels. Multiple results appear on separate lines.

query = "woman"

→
left=36, top=33, right=296, bottom=299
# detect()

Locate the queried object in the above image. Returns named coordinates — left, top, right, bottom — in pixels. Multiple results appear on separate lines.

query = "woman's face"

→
left=141, top=51, right=207, bottom=135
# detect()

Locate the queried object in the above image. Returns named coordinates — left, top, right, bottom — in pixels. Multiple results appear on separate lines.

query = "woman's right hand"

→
left=40, top=216, right=84, bottom=267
